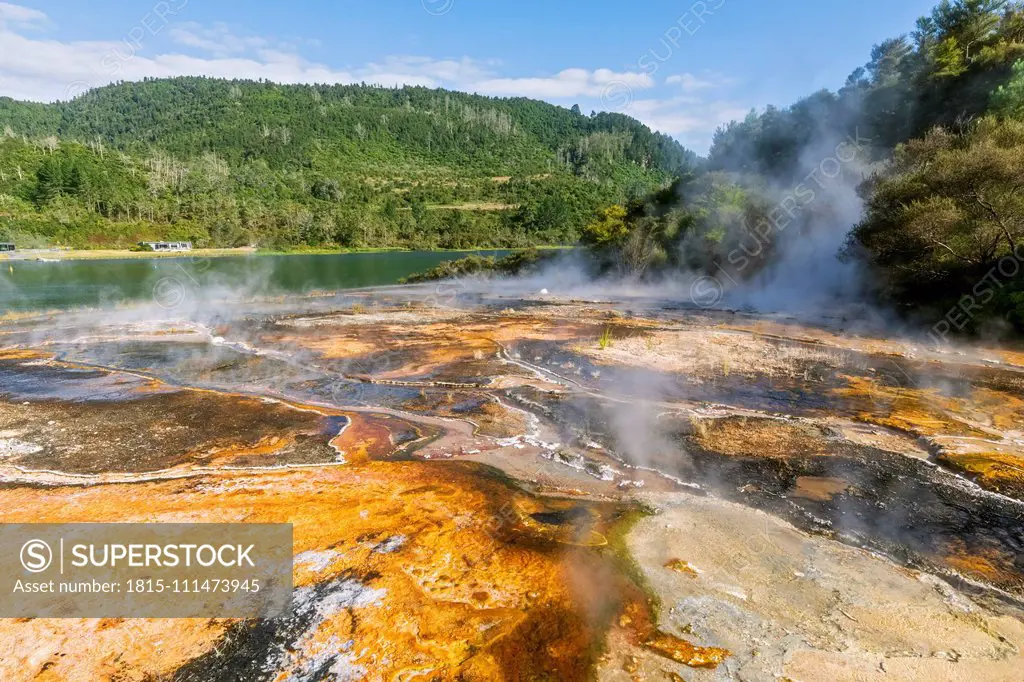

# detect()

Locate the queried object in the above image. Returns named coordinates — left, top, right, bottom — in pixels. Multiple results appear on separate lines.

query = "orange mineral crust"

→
left=0, top=348, right=49, bottom=361
left=274, top=313, right=606, bottom=381
left=642, top=633, right=730, bottom=669
left=833, top=374, right=992, bottom=438
left=937, top=450, right=1024, bottom=500
left=0, top=461, right=643, bottom=681
left=618, top=600, right=731, bottom=671
left=941, top=539, right=1024, bottom=592
left=663, top=559, right=699, bottom=578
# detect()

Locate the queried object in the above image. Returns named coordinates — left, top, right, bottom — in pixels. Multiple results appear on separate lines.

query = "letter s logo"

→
left=20, top=539, right=52, bottom=573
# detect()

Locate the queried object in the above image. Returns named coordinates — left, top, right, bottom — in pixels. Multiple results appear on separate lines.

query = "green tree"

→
left=581, top=205, right=628, bottom=246
left=849, top=116, right=1024, bottom=302
left=992, top=59, right=1024, bottom=116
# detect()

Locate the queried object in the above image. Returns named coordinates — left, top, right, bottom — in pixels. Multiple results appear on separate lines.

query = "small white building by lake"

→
left=140, top=241, right=192, bottom=252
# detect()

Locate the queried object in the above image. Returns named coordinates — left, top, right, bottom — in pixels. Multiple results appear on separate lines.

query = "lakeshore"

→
left=0, top=245, right=571, bottom=262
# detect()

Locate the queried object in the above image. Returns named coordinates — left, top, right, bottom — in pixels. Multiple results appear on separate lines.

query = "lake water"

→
left=0, top=250, right=509, bottom=311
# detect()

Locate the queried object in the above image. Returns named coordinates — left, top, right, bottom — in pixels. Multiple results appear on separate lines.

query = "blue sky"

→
left=1, top=0, right=939, bottom=151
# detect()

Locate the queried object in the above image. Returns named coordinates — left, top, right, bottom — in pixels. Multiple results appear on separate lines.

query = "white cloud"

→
left=0, top=5, right=510, bottom=100
left=0, top=24, right=362, bottom=101
left=363, top=55, right=492, bottom=88
left=666, top=72, right=715, bottom=92
left=168, top=21, right=268, bottom=57
left=0, top=5, right=406, bottom=101
left=0, top=1, right=46, bottom=27
left=471, top=68, right=654, bottom=99
left=665, top=71, right=738, bottom=94
left=624, top=97, right=753, bottom=151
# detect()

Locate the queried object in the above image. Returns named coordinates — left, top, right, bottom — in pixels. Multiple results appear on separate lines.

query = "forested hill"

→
left=0, top=78, right=697, bottom=249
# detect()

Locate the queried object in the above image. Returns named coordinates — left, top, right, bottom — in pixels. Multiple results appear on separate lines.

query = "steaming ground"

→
left=1, top=285, right=1023, bottom=681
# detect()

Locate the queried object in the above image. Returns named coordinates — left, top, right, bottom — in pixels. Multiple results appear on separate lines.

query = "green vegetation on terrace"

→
left=398, top=248, right=557, bottom=283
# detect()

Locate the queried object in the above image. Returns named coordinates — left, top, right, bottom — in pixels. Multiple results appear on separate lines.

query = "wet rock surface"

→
left=1, top=290, right=1023, bottom=680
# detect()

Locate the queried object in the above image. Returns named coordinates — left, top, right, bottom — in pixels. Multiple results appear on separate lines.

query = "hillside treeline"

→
left=0, top=79, right=696, bottom=249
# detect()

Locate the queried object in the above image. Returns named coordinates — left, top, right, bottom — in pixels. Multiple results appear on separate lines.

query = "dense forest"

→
left=587, top=0, right=1024, bottom=333
left=0, top=79, right=696, bottom=249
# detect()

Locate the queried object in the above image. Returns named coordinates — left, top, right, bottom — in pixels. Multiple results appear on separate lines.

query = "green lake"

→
left=0, top=250, right=510, bottom=311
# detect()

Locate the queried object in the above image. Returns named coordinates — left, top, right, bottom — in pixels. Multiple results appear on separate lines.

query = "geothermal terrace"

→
left=0, top=286, right=1022, bottom=681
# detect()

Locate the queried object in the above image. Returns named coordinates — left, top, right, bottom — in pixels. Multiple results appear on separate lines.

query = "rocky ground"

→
left=0, top=287, right=1021, bottom=680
